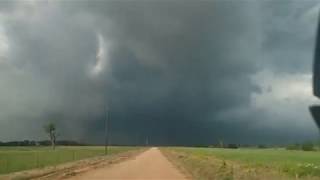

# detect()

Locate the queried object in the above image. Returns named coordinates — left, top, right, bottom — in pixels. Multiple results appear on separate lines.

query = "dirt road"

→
left=67, top=147, right=187, bottom=180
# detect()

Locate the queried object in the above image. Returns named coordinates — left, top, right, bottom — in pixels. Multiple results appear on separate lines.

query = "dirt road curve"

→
left=67, top=147, right=187, bottom=180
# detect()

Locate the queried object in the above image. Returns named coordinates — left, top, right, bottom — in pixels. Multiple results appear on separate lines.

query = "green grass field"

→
left=164, top=147, right=320, bottom=179
left=0, top=146, right=139, bottom=174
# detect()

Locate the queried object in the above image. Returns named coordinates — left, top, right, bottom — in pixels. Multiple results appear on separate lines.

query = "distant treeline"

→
left=208, top=144, right=286, bottom=149
left=286, top=142, right=318, bottom=151
left=209, top=144, right=246, bottom=149
left=207, top=142, right=319, bottom=151
left=0, top=140, right=86, bottom=146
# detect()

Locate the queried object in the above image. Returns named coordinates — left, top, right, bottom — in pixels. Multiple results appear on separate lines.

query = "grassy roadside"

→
left=1, top=147, right=146, bottom=180
left=0, top=146, right=140, bottom=175
left=161, top=147, right=320, bottom=180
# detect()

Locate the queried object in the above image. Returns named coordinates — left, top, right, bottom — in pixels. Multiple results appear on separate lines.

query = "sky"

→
left=0, top=0, right=319, bottom=145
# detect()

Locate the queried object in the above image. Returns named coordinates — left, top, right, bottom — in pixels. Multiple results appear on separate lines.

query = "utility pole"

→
left=104, top=106, right=110, bottom=155
left=145, top=136, right=149, bottom=146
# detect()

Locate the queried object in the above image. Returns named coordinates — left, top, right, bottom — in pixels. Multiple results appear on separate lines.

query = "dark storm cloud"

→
left=260, top=0, right=319, bottom=73
left=80, top=1, right=263, bottom=145
left=0, top=0, right=318, bottom=145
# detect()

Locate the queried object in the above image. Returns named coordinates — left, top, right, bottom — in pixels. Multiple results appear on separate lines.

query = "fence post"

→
left=73, top=150, right=75, bottom=161
left=54, top=151, right=59, bottom=167
left=0, top=157, right=2, bottom=173
left=5, top=155, right=8, bottom=173
left=36, top=151, right=39, bottom=168
left=56, top=151, right=58, bottom=165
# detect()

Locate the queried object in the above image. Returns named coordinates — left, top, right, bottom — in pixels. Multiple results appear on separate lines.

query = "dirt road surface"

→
left=66, top=147, right=187, bottom=180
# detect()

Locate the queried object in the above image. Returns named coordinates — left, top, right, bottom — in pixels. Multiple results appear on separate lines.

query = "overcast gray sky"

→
left=0, top=0, right=319, bottom=145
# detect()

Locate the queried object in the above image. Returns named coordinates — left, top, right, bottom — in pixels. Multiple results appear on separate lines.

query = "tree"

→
left=301, top=143, right=315, bottom=151
left=44, top=123, right=56, bottom=150
left=219, top=139, right=224, bottom=148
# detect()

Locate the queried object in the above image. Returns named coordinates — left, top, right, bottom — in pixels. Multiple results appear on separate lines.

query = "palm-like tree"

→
left=44, top=123, right=56, bottom=150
